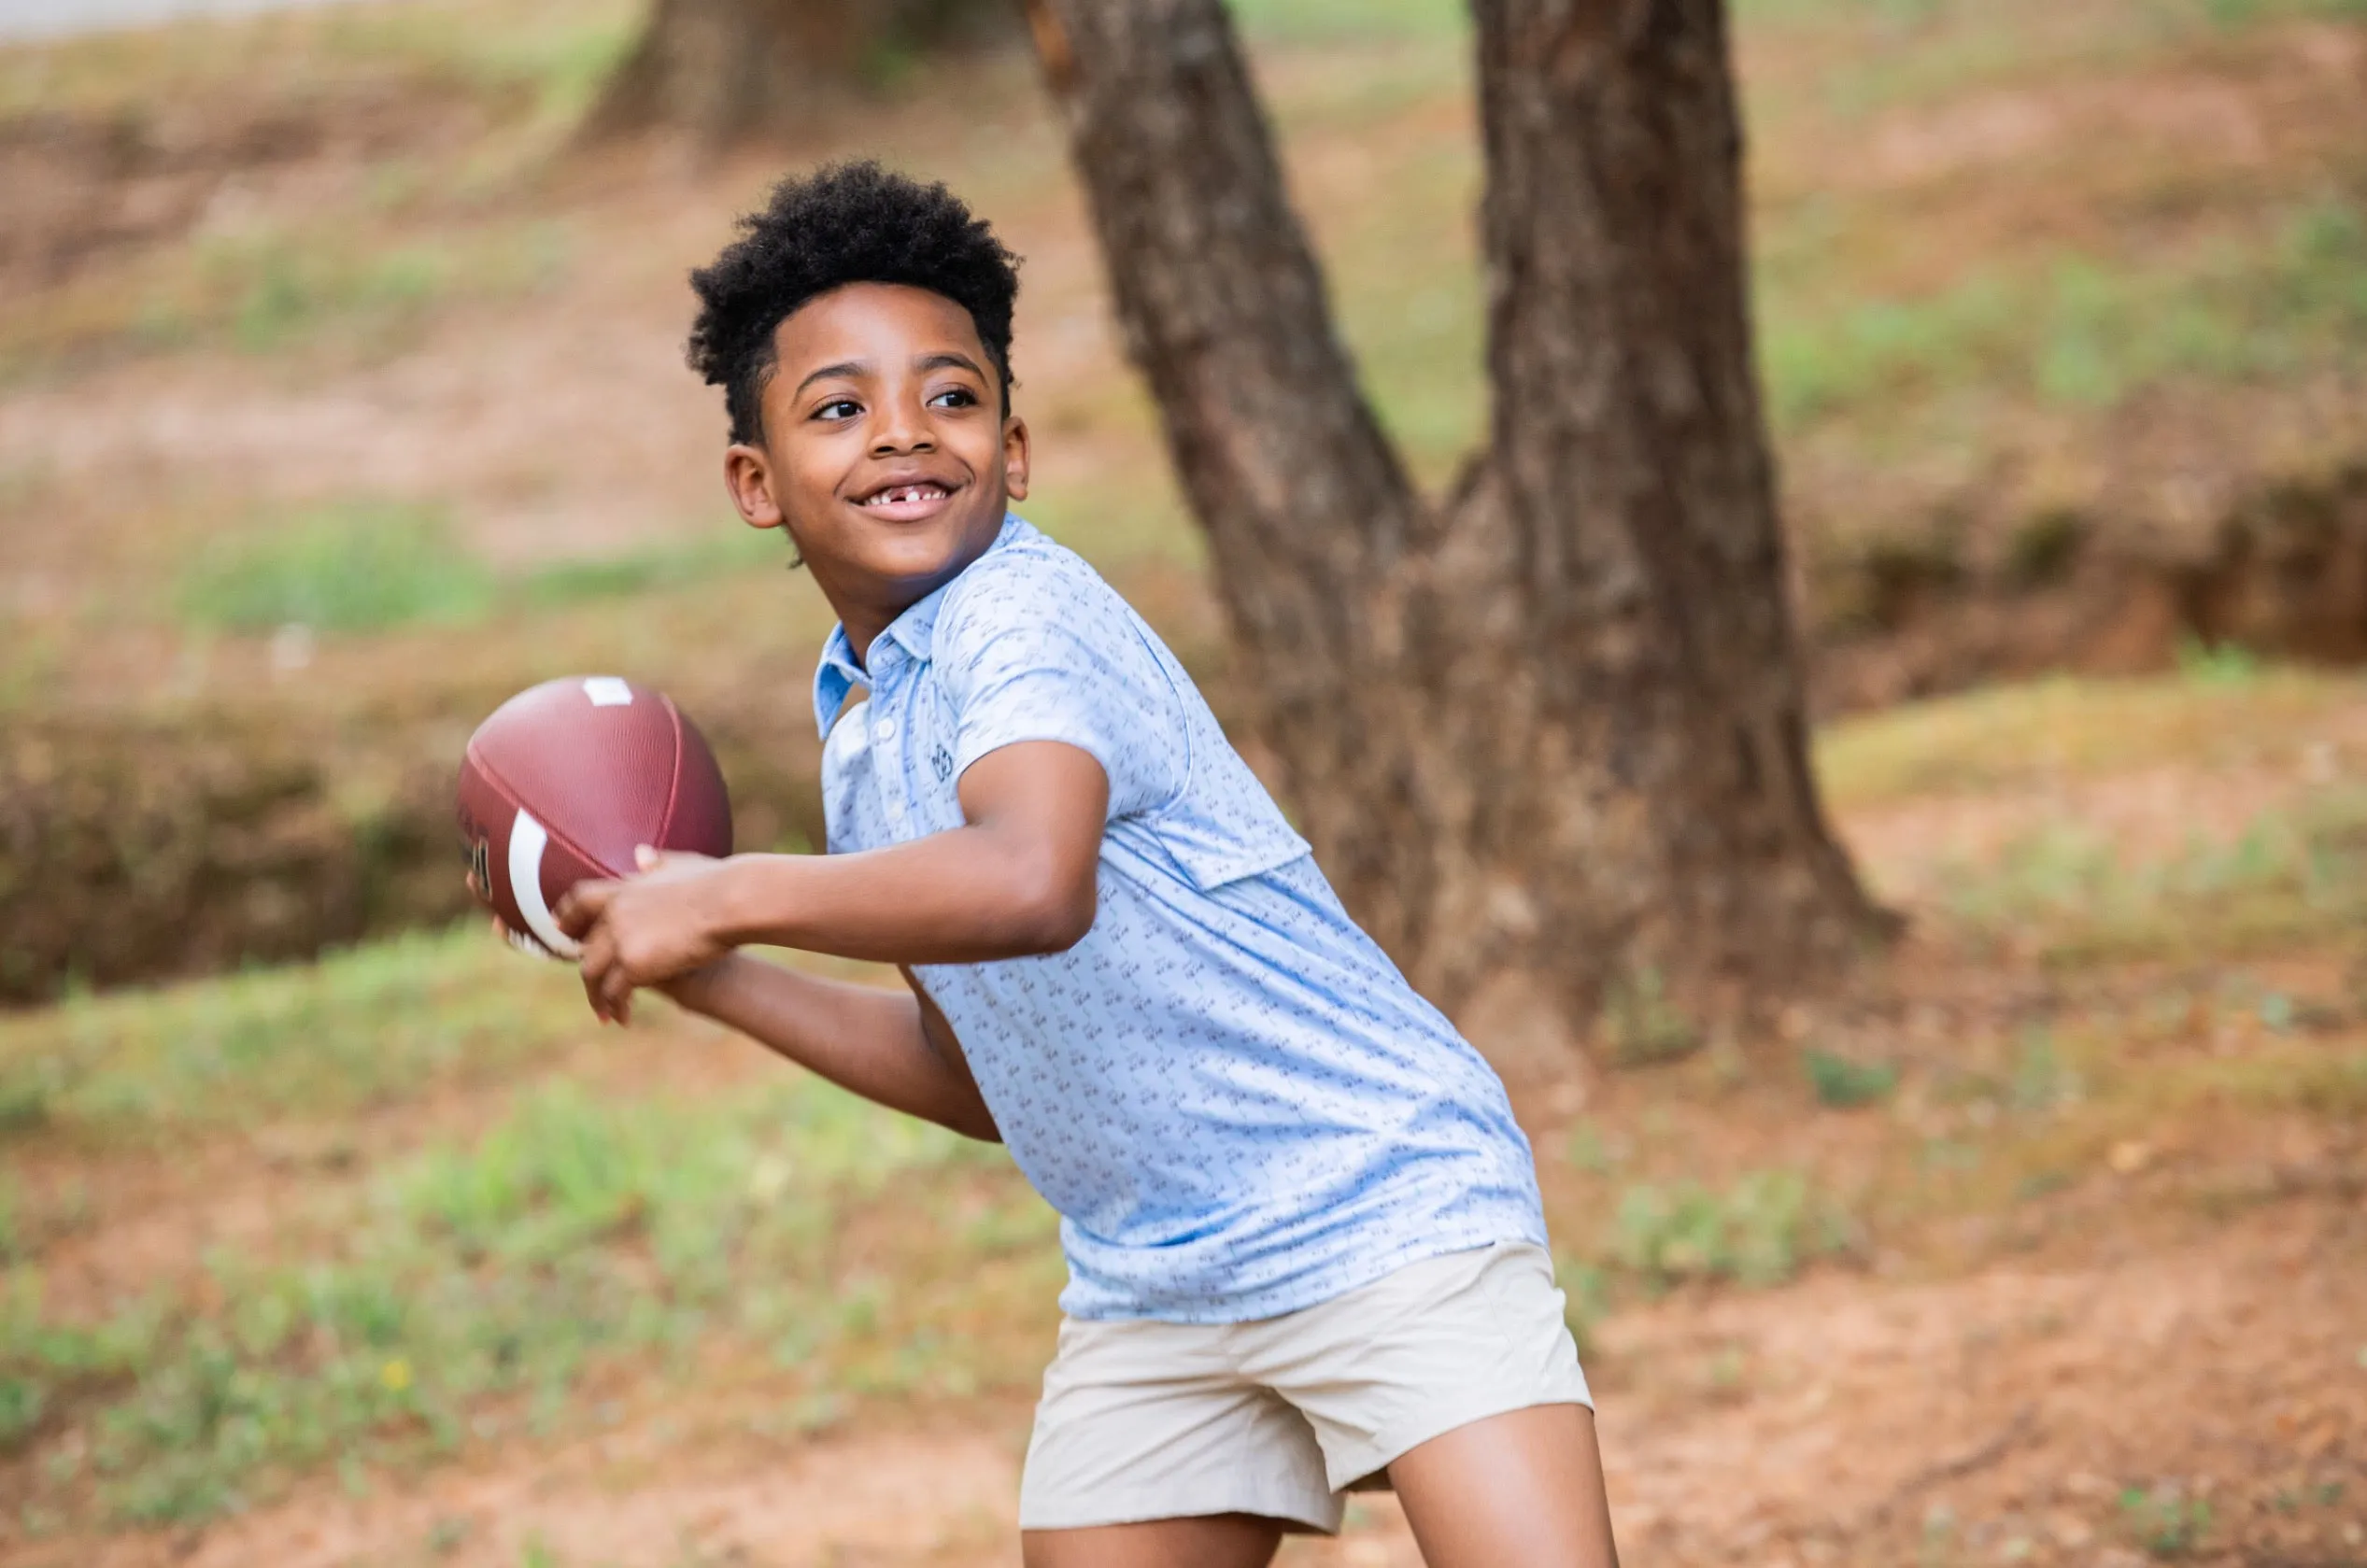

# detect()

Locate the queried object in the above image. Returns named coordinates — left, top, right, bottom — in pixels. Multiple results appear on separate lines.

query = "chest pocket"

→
left=1123, top=712, right=1310, bottom=892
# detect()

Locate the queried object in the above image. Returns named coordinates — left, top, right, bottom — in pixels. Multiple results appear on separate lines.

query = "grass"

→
left=1229, top=0, right=1467, bottom=41
left=2, top=212, right=578, bottom=385
left=1607, top=1169, right=1855, bottom=1293
left=0, top=923, right=1049, bottom=1527
left=0, top=925, right=592, bottom=1140
left=1805, top=1048, right=1900, bottom=1108
left=1600, top=968, right=1707, bottom=1068
left=516, top=528, right=801, bottom=609
left=0, top=0, right=639, bottom=122
left=206, top=222, right=573, bottom=356
left=1931, top=786, right=2367, bottom=966
left=0, top=1074, right=1046, bottom=1526
left=176, top=501, right=497, bottom=634
left=1273, top=0, right=2367, bottom=489
left=1760, top=195, right=2367, bottom=433
left=171, top=499, right=796, bottom=637
left=2122, top=1485, right=2215, bottom=1558
left=1816, top=665, right=2361, bottom=810
left=75, top=217, right=572, bottom=374
left=1736, top=0, right=2367, bottom=120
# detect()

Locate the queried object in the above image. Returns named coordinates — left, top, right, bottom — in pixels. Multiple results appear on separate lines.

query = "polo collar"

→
left=811, top=514, right=1030, bottom=738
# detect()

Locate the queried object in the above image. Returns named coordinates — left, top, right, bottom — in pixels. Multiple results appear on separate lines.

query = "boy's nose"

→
left=870, top=400, right=933, bottom=454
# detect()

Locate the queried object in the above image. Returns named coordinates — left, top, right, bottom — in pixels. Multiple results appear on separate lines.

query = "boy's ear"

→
left=724, top=443, right=787, bottom=531
left=1001, top=414, right=1031, bottom=502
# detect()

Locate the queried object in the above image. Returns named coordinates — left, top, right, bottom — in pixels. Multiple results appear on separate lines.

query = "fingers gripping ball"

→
left=456, top=676, right=732, bottom=958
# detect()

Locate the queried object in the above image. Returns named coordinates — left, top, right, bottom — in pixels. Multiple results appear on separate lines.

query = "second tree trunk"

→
left=1033, top=0, right=1885, bottom=1039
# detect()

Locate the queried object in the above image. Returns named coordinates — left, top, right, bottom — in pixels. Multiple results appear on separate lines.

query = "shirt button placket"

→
left=875, top=693, right=907, bottom=835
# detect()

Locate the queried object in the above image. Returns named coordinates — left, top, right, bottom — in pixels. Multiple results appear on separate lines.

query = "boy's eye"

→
left=813, top=398, right=860, bottom=421
left=928, top=387, right=978, bottom=409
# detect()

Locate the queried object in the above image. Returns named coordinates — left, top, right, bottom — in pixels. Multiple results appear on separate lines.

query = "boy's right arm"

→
left=659, top=954, right=1000, bottom=1143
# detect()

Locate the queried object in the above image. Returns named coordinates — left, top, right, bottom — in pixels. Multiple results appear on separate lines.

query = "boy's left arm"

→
left=557, top=739, right=1108, bottom=1022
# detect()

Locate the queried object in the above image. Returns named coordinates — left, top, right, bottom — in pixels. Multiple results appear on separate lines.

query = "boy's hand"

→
left=558, top=847, right=736, bottom=1023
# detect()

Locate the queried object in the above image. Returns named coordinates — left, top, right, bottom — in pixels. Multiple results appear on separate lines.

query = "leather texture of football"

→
left=455, top=675, right=733, bottom=959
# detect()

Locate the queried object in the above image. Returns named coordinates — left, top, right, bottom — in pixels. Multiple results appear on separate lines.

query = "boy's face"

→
left=724, top=282, right=1028, bottom=640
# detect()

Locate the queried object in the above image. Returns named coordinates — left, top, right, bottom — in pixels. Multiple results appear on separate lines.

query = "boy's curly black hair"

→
left=687, top=161, right=1022, bottom=446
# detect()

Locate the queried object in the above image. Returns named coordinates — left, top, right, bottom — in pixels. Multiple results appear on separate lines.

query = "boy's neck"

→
left=820, top=519, right=1007, bottom=668
left=836, top=597, right=909, bottom=668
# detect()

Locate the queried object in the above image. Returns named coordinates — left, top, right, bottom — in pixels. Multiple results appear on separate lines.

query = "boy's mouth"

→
left=852, top=479, right=958, bottom=522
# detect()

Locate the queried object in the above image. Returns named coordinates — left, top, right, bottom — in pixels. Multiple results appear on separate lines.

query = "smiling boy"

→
left=552, top=162, right=1620, bottom=1567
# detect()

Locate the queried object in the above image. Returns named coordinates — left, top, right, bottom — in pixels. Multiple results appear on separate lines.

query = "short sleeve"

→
left=934, top=553, right=1185, bottom=821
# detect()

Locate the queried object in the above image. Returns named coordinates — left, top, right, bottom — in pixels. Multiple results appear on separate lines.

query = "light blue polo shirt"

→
left=814, top=516, right=1545, bottom=1322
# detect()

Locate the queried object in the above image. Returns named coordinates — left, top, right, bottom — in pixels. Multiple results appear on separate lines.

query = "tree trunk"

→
left=1026, top=0, right=1887, bottom=1038
left=588, top=0, right=1015, bottom=146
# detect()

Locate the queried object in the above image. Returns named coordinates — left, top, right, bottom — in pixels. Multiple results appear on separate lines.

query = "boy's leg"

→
left=1022, top=1514, right=1283, bottom=1568
left=1386, top=1404, right=1619, bottom=1568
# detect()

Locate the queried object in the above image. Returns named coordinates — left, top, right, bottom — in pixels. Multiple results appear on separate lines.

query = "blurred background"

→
left=0, top=0, right=2360, bottom=1562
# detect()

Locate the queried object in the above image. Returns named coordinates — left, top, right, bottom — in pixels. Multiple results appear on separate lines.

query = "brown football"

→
left=455, top=675, right=732, bottom=959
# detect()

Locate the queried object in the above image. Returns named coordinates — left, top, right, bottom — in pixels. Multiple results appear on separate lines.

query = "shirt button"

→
left=875, top=716, right=900, bottom=742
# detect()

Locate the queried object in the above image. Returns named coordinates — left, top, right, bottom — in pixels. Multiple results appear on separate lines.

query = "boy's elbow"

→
left=1033, top=883, right=1098, bottom=954
left=1010, top=868, right=1097, bottom=954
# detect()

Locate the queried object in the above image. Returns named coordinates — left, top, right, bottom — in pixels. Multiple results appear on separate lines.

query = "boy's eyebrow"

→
left=916, top=351, right=987, bottom=379
left=788, top=351, right=985, bottom=398
left=792, top=360, right=867, bottom=398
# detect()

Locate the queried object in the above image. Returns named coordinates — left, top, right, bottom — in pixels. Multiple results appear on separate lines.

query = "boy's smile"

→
left=723, top=280, right=1029, bottom=660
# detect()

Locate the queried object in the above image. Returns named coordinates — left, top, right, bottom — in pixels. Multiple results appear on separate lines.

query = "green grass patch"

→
left=517, top=528, right=797, bottom=609
left=0, top=215, right=574, bottom=381
left=2122, top=1485, right=2214, bottom=1559
left=0, top=925, right=1050, bottom=1528
left=1228, top=0, right=1467, bottom=42
left=0, top=0, right=639, bottom=123
left=1804, top=1048, right=1899, bottom=1108
left=1932, top=787, right=2367, bottom=965
left=171, top=499, right=796, bottom=637
left=1737, top=0, right=2367, bottom=120
left=213, top=235, right=453, bottom=355
left=0, top=925, right=589, bottom=1140
left=2142, top=1043, right=2367, bottom=1119
left=176, top=501, right=497, bottom=634
left=1816, top=667, right=2359, bottom=810
left=1599, top=968, right=1707, bottom=1069
left=169, top=220, right=570, bottom=359
left=1760, top=197, right=2367, bottom=431
left=1606, top=1168, right=1855, bottom=1292
left=0, top=1075, right=1041, bottom=1525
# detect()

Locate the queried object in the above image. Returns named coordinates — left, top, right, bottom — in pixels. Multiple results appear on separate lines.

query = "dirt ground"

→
left=45, top=1200, right=2357, bottom=1568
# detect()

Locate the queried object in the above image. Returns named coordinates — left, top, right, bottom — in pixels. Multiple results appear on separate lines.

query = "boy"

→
left=551, top=162, right=1620, bottom=1567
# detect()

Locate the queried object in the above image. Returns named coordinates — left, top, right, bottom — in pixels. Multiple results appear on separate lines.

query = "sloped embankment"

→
left=0, top=680, right=827, bottom=1005
left=1812, top=458, right=2367, bottom=710
left=6, top=459, right=2365, bottom=1004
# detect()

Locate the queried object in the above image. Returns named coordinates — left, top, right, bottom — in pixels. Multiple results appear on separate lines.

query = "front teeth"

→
left=865, top=485, right=942, bottom=508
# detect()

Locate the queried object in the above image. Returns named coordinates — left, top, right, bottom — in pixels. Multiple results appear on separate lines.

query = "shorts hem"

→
left=1018, top=1477, right=1343, bottom=1535
left=1325, top=1385, right=1595, bottom=1493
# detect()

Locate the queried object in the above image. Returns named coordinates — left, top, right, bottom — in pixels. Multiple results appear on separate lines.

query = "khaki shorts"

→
left=1018, top=1240, right=1593, bottom=1534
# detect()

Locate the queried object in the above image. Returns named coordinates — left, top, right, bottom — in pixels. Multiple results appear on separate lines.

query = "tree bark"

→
left=1027, top=0, right=1887, bottom=1036
left=588, top=0, right=1015, bottom=146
